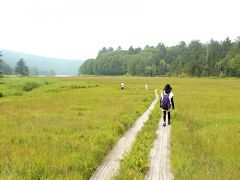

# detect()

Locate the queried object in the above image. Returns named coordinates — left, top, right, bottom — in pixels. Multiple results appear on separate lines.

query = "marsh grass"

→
left=0, top=76, right=239, bottom=179
left=0, top=77, right=57, bottom=97
left=22, top=82, right=40, bottom=92
left=113, top=77, right=240, bottom=180
left=0, top=76, right=154, bottom=179
left=170, top=78, right=240, bottom=179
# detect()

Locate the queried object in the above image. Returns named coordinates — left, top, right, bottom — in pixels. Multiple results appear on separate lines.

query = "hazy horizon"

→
left=0, top=49, right=83, bottom=61
left=1, top=0, right=239, bottom=60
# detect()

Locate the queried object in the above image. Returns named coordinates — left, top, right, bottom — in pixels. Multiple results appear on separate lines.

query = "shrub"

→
left=0, top=92, right=3, bottom=97
left=22, top=82, right=40, bottom=91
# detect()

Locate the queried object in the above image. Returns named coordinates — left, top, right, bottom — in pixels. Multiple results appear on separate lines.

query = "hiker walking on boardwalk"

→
left=160, top=84, right=175, bottom=126
left=120, top=81, right=124, bottom=90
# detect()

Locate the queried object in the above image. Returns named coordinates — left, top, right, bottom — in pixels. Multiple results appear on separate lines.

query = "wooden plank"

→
left=90, top=90, right=159, bottom=180
left=145, top=117, right=174, bottom=180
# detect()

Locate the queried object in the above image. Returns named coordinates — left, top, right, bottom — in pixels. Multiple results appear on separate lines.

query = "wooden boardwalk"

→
left=145, top=117, right=173, bottom=180
left=90, top=90, right=159, bottom=180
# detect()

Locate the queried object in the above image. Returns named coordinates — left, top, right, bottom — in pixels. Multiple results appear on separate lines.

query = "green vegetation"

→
left=171, top=78, right=240, bottom=179
left=0, top=77, right=56, bottom=97
left=116, top=104, right=161, bottom=179
left=22, top=82, right=40, bottom=91
left=0, top=52, right=3, bottom=76
left=0, top=76, right=153, bottom=179
left=79, top=37, right=240, bottom=77
left=229, top=53, right=240, bottom=76
left=0, top=76, right=239, bottom=179
left=14, top=58, right=29, bottom=76
left=114, top=77, right=240, bottom=179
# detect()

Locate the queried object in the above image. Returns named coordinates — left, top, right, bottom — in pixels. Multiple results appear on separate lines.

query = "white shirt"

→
left=161, top=91, right=174, bottom=102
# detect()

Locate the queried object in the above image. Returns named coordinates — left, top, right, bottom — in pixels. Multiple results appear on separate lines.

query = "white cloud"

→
left=0, top=0, right=239, bottom=59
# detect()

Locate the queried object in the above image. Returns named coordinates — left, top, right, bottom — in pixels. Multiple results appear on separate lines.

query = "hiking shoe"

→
left=163, top=122, right=166, bottom=127
left=168, top=121, right=171, bottom=125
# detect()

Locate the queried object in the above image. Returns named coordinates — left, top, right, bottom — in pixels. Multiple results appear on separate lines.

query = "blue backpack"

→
left=161, top=92, right=171, bottom=110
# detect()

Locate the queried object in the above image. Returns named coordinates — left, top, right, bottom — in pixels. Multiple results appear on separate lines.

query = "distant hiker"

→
left=120, top=81, right=125, bottom=90
left=160, top=84, right=175, bottom=126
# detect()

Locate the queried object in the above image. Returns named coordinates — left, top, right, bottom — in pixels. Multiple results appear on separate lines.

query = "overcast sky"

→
left=0, top=0, right=239, bottom=60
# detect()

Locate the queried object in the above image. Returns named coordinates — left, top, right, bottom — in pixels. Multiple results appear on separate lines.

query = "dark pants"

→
left=163, top=111, right=171, bottom=123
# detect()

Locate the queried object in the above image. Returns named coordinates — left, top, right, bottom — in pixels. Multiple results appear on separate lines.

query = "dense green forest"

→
left=79, top=37, right=240, bottom=77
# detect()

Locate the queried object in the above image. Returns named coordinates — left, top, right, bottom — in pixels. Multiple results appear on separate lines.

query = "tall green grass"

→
left=114, top=77, right=240, bottom=179
left=0, top=76, right=239, bottom=179
left=0, top=76, right=154, bottom=179
left=170, top=78, right=240, bottom=179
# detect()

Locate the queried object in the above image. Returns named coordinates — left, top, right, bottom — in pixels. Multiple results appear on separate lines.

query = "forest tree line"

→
left=79, top=37, right=240, bottom=77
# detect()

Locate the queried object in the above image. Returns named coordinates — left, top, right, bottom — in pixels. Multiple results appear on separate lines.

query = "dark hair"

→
left=163, top=84, right=172, bottom=94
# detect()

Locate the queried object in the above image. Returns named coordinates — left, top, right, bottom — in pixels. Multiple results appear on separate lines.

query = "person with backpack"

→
left=120, top=81, right=125, bottom=90
left=160, top=84, right=175, bottom=126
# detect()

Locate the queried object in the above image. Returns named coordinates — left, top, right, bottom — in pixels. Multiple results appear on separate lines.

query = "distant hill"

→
left=0, top=50, right=84, bottom=75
